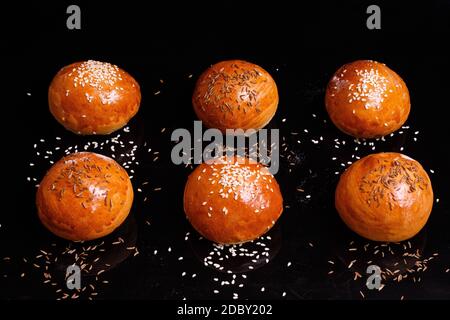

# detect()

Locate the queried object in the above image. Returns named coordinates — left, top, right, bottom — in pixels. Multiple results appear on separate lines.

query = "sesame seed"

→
left=71, top=60, right=121, bottom=90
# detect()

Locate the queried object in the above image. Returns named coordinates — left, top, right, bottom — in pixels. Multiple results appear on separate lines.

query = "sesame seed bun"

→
left=325, top=60, right=410, bottom=138
left=192, top=60, right=279, bottom=132
left=183, top=156, right=283, bottom=244
left=335, top=152, right=433, bottom=242
left=36, top=152, right=134, bottom=241
left=48, top=60, right=141, bottom=135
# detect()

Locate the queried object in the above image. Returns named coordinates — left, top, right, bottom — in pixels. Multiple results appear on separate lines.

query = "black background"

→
left=1, top=1, right=449, bottom=301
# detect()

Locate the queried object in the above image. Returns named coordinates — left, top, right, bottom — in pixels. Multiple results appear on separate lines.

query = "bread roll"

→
left=183, top=156, right=283, bottom=244
left=326, top=60, right=410, bottom=138
left=36, top=152, right=134, bottom=241
left=192, top=60, right=278, bottom=132
left=49, top=60, right=141, bottom=135
left=335, top=152, right=433, bottom=242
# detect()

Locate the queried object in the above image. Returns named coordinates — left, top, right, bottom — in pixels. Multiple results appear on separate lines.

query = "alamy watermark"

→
left=366, top=264, right=382, bottom=290
left=64, top=5, right=380, bottom=32
left=66, top=5, right=81, bottom=30
left=171, top=121, right=280, bottom=174
left=66, top=264, right=81, bottom=290
left=366, top=5, right=381, bottom=30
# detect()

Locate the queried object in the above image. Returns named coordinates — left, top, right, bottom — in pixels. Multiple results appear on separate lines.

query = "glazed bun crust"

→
left=49, top=60, right=141, bottom=135
left=335, top=153, right=433, bottom=242
left=192, top=60, right=278, bottom=132
left=183, top=156, right=283, bottom=244
left=325, top=60, right=410, bottom=138
left=36, top=152, right=134, bottom=241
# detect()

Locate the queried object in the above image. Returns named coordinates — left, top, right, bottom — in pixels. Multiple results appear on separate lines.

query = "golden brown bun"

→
left=36, top=152, right=134, bottom=241
left=335, top=152, right=433, bottom=242
left=192, top=60, right=279, bottom=132
left=183, top=156, right=283, bottom=244
left=325, top=60, right=410, bottom=138
left=49, top=60, right=141, bottom=135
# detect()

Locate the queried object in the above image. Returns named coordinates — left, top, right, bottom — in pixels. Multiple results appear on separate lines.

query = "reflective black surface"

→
left=1, top=1, right=449, bottom=300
